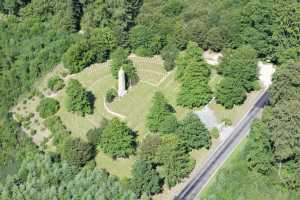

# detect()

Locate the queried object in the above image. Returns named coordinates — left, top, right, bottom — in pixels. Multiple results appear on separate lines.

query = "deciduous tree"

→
left=66, top=79, right=94, bottom=116
left=61, top=137, right=96, bottom=168
left=100, top=118, right=136, bottom=158
left=177, top=113, right=211, bottom=150
left=130, top=159, right=162, bottom=197
left=36, top=98, right=60, bottom=119
left=146, top=91, right=174, bottom=132
left=155, top=134, right=195, bottom=188
left=215, top=77, right=247, bottom=109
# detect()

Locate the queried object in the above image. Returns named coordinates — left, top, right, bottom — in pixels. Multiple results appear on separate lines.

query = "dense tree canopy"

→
left=245, top=120, right=273, bottom=175
left=216, top=46, right=257, bottom=108
left=0, top=155, right=137, bottom=200
left=63, top=27, right=116, bottom=73
left=247, top=59, right=300, bottom=191
left=269, top=61, right=300, bottom=106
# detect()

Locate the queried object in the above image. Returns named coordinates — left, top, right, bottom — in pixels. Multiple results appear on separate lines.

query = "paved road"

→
left=174, top=91, right=269, bottom=200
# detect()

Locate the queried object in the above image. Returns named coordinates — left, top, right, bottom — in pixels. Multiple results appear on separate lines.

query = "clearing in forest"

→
left=11, top=53, right=266, bottom=180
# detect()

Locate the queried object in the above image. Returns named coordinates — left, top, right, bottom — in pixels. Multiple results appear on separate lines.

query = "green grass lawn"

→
left=200, top=138, right=300, bottom=200
left=95, top=151, right=135, bottom=178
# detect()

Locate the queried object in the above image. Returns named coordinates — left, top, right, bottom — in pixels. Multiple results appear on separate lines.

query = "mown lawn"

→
left=200, top=138, right=300, bottom=200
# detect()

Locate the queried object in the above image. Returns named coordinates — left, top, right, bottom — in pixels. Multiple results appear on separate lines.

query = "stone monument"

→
left=118, top=68, right=126, bottom=97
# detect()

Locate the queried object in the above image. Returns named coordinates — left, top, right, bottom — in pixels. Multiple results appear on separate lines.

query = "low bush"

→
left=30, top=129, right=37, bottom=136
left=37, top=98, right=60, bottom=119
left=44, top=116, right=71, bottom=147
left=48, top=75, right=65, bottom=92
left=211, top=127, right=220, bottom=139
left=105, top=88, right=117, bottom=103
left=222, top=118, right=233, bottom=126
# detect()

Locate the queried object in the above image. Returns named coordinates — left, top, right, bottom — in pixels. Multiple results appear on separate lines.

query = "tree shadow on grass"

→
left=87, top=91, right=96, bottom=114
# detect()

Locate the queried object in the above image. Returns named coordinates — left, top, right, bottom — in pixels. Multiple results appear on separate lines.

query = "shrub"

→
left=37, top=98, right=60, bottom=119
left=48, top=75, right=65, bottom=92
left=61, top=71, right=69, bottom=78
left=252, top=80, right=262, bottom=91
left=30, top=129, right=37, bottom=136
left=86, top=128, right=103, bottom=146
left=211, top=128, right=220, bottom=139
left=44, top=116, right=70, bottom=147
left=106, top=88, right=117, bottom=103
left=63, top=28, right=116, bottom=74
left=15, top=114, right=24, bottom=123
left=28, top=113, right=34, bottom=119
left=222, top=118, right=233, bottom=126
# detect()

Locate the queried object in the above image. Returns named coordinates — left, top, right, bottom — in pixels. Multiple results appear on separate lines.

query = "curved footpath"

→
left=174, top=91, right=269, bottom=200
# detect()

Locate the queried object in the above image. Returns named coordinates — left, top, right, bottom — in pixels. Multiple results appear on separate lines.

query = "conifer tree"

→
left=146, top=91, right=174, bottom=132
left=176, top=42, right=212, bottom=108
left=177, top=113, right=211, bottom=150
left=61, top=0, right=82, bottom=32
left=156, top=134, right=195, bottom=188
left=130, top=159, right=162, bottom=197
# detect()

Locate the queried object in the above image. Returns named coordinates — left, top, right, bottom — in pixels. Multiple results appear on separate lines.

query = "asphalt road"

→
left=174, top=91, right=269, bottom=200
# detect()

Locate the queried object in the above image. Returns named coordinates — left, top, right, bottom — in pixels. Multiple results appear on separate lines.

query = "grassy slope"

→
left=200, top=138, right=300, bottom=200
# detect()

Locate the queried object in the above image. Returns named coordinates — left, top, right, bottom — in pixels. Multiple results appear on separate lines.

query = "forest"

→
left=1, top=0, right=300, bottom=199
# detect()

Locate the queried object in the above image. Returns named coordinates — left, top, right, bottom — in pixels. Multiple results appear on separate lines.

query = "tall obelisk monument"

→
left=118, top=68, right=126, bottom=97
